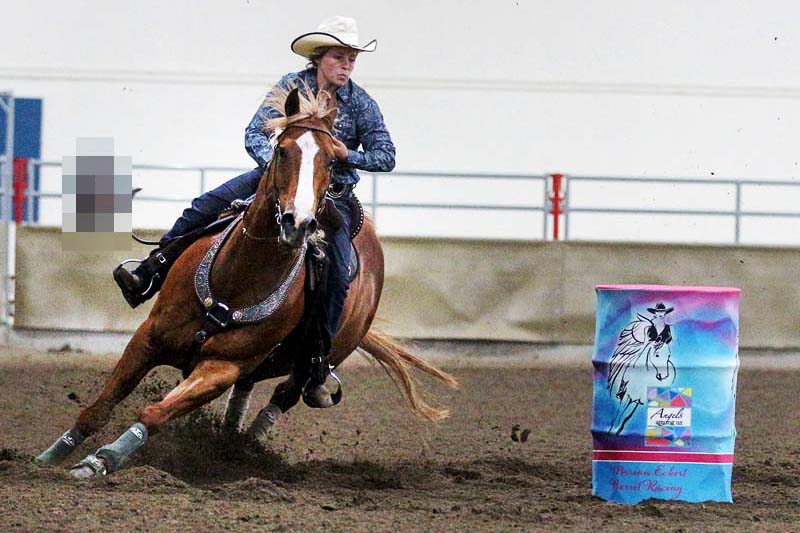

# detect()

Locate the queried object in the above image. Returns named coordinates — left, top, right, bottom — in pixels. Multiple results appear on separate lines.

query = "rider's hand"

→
left=332, top=138, right=349, bottom=161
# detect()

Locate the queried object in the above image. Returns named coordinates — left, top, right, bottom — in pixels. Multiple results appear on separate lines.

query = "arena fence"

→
left=0, top=94, right=16, bottom=329
left=2, top=153, right=800, bottom=345
left=1, top=158, right=800, bottom=245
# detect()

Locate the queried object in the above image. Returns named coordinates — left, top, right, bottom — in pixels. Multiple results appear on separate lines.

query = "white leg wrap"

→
left=222, top=385, right=253, bottom=432
left=247, top=404, right=282, bottom=442
left=34, top=427, right=86, bottom=466
left=95, top=422, right=148, bottom=473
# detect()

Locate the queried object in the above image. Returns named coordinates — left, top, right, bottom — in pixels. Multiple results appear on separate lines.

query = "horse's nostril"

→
left=280, top=212, right=295, bottom=227
left=305, top=219, right=318, bottom=234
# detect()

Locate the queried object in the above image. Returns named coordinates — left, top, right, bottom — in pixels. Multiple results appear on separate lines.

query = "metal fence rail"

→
left=3, top=159, right=554, bottom=241
left=1, top=157, right=799, bottom=246
left=562, top=175, right=800, bottom=244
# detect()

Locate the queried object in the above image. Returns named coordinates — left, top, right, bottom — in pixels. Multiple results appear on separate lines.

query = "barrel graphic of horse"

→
left=591, top=285, right=740, bottom=504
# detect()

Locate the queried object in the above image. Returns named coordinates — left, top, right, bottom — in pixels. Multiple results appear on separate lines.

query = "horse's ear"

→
left=322, top=107, right=338, bottom=131
left=285, top=88, right=300, bottom=117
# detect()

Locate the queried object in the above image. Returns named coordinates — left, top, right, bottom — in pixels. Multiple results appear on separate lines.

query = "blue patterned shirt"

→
left=245, top=69, right=396, bottom=185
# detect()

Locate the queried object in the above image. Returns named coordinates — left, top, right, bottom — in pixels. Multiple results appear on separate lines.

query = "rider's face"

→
left=317, top=47, right=358, bottom=89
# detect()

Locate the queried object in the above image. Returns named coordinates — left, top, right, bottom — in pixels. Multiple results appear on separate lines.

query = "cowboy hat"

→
left=647, top=303, right=674, bottom=314
left=291, top=16, right=377, bottom=58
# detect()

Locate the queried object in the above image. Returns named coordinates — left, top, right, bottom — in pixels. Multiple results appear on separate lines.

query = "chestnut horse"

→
left=36, top=86, right=457, bottom=478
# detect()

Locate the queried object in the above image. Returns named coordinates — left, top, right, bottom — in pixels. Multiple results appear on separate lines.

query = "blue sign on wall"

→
left=0, top=96, right=43, bottom=221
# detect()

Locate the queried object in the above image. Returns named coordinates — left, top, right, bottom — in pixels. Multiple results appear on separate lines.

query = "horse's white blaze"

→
left=294, top=131, right=319, bottom=223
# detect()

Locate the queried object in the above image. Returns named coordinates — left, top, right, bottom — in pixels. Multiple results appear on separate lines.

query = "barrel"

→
left=591, top=284, right=740, bottom=504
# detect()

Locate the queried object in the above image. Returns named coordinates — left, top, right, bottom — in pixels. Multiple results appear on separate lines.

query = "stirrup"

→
left=116, top=258, right=158, bottom=295
left=113, top=259, right=157, bottom=309
left=302, top=366, right=343, bottom=408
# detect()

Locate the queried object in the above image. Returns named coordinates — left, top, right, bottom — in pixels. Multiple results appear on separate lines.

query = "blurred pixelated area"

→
left=61, top=137, right=132, bottom=251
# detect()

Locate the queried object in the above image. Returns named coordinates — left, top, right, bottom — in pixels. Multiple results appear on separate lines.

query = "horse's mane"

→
left=263, top=80, right=337, bottom=136
left=607, top=314, right=651, bottom=392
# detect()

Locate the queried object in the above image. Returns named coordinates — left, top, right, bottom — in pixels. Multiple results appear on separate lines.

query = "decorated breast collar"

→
left=193, top=212, right=306, bottom=342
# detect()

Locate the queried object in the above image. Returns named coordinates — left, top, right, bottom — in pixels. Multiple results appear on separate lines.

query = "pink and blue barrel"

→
left=591, top=285, right=740, bottom=503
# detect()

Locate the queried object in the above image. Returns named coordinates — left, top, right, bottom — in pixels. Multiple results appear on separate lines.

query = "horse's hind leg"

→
left=221, top=378, right=255, bottom=432
left=35, top=325, right=157, bottom=466
left=70, top=358, right=242, bottom=478
left=246, top=374, right=302, bottom=443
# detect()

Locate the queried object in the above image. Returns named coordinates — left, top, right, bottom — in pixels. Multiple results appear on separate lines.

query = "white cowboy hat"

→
left=291, top=16, right=377, bottom=58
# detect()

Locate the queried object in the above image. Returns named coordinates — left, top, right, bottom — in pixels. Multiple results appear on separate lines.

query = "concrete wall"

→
left=13, top=226, right=800, bottom=349
left=379, top=238, right=800, bottom=348
left=3, top=2, right=799, bottom=181
left=14, top=227, right=164, bottom=332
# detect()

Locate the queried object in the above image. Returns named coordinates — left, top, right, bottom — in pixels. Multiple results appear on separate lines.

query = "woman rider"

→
left=113, top=16, right=396, bottom=407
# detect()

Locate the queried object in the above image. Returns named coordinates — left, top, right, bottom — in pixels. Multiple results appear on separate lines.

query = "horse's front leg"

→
left=35, top=324, right=158, bottom=466
left=69, top=358, right=242, bottom=478
left=246, top=374, right=303, bottom=444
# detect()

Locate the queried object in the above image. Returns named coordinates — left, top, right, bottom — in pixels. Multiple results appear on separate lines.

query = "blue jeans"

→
left=163, top=167, right=263, bottom=241
left=325, top=196, right=354, bottom=337
left=162, top=167, right=352, bottom=339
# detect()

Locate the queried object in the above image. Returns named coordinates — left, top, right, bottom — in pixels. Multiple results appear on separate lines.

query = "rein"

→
left=241, top=123, right=335, bottom=242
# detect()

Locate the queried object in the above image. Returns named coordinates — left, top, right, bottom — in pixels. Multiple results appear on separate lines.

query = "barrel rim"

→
left=594, top=284, right=740, bottom=293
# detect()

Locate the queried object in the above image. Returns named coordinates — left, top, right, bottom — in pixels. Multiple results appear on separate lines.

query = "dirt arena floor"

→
left=0, top=343, right=797, bottom=532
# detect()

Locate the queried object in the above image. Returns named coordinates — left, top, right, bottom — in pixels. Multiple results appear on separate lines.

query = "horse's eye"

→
left=328, top=158, right=336, bottom=168
left=276, top=147, right=286, bottom=158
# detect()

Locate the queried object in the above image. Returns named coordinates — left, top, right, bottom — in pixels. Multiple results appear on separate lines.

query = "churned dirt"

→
left=0, top=345, right=797, bottom=532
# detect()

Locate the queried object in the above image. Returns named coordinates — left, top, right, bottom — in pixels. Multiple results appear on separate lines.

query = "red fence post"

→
left=13, top=157, right=28, bottom=225
left=549, top=173, right=564, bottom=241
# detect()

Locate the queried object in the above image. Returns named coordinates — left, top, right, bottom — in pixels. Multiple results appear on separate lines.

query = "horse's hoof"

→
left=70, top=465, right=98, bottom=479
left=70, top=454, right=107, bottom=478
left=32, top=455, right=52, bottom=467
left=246, top=420, right=276, bottom=444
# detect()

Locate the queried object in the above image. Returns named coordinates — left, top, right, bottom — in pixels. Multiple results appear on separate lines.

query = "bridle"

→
left=242, top=122, right=335, bottom=242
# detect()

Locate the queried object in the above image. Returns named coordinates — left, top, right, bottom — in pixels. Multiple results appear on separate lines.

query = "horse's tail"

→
left=358, top=329, right=459, bottom=422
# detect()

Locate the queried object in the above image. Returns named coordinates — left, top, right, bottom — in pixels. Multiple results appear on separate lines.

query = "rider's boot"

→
left=302, top=345, right=342, bottom=408
left=301, top=228, right=350, bottom=409
left=303, top=391, right=333, bottom=408
left=299, top=285, right=337, bottom=408
left=113, top=236, right=189, bottom=308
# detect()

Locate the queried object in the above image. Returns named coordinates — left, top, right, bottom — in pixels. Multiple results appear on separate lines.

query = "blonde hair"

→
left=261, top=79, right=336, bottom=135
left=305, top=46, right=332, bottom=69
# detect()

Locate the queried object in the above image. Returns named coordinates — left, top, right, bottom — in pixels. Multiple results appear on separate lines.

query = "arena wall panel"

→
left=13, top=227, right=800, bottom=348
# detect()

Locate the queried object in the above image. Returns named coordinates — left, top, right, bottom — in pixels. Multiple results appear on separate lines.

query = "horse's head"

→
left=646, top=342, right=673, bottom=382
left=264, top=86, right=338, bottom=248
